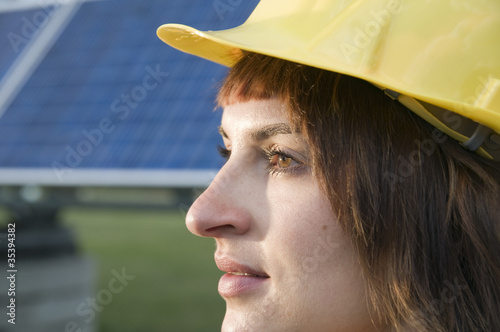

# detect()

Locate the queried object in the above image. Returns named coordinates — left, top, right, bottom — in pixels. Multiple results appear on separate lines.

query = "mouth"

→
left=215, top=256, right=269, bottom=297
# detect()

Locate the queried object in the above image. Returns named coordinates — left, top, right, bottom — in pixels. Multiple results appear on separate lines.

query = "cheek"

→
left=274, top=212, right=351, bottom=280
left=267, top=183, right=349, bottom=276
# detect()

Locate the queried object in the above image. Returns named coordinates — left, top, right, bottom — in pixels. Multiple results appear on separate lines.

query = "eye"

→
left=264, top=146, right=304, bottom=176
left=272, top=154, right=294, bottom=169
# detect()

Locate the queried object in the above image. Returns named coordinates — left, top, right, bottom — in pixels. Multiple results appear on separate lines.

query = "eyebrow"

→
left=218, top=123, right=293, bottom=142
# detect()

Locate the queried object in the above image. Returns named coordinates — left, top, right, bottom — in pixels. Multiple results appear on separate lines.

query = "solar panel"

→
left=0, top=0, right=260, bottom=187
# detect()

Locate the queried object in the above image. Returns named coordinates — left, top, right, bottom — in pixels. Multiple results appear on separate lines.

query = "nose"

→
left=185, top=164, right=252, bottom=238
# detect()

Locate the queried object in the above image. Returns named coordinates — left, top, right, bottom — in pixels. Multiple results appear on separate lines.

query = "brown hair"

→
left=217, top=52, right=500, bottom=332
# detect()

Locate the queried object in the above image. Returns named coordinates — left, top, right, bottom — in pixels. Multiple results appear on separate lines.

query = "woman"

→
left=157, top=0, right=500, bottom=331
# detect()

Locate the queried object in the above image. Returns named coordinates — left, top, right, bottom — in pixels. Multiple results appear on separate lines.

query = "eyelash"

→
left=217, top=145, right=231, bottom=160
left=217, top=145, right=304, bottom=176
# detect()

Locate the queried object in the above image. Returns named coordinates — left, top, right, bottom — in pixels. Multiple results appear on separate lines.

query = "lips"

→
left=216, top=257, right=269, bottom=277
left=215, top=256, right=269, bottom=297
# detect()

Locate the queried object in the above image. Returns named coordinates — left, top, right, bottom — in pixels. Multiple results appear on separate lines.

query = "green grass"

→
left=61, top=207, right=225, bottom=332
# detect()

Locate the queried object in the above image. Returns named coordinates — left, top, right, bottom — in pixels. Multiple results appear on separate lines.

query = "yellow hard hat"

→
left=157, top=0, right=500, bottom=160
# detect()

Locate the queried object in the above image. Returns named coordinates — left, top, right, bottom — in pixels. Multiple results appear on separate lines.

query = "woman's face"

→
left=186, top=98, right=383, bottom=331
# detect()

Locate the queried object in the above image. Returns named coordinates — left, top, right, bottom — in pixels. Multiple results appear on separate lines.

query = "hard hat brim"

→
left=157, top=24, right=241, bottom=68
left=156, top=23, right=385, bottom=89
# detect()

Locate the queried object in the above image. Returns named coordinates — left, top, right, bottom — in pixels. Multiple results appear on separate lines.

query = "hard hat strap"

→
left=462, top=124, right=493, bottom=152
left=381, top=88, right=500, bottom=161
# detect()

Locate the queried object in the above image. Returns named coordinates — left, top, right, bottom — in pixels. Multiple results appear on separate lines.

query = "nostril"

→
left=205, top=224, right=237, bottom=234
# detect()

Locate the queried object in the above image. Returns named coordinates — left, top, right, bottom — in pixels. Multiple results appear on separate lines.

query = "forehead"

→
left=221, top=99, right=289, bottom=135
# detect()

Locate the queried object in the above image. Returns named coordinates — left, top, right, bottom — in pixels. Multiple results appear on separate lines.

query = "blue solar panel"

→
left=0, top=0, right=260, bottom=173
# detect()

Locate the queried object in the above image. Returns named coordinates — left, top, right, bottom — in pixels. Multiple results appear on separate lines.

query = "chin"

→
left=221, top=307, right=273, bottom=332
